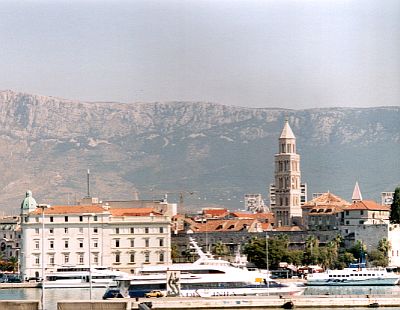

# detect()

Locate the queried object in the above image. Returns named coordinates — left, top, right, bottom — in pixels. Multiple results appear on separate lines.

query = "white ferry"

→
left=103, top=238, right=305, bottom=298
left=45, top=266, right=129, bottom=288
left=307, top=263, right=400, bottom=286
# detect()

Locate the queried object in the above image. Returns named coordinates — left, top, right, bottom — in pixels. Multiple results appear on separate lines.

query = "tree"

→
left=378, top=238, right=391, bottom=255
left=304, top=235, right=319, bottom=265
left=243, top=237, right=268, bottom=268
left=212, top=241, right=229, bottom=256
left=390, top=187, right=400, bottom=223
left=170, top=243, right=180, bottom=262
left=368, top=249, right=388, bottom=267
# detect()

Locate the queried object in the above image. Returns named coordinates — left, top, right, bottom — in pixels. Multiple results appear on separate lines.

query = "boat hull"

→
left=307, top=277, right=399, bottom=286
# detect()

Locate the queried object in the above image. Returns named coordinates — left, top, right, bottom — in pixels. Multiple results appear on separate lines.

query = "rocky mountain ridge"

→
left=0, top=90, right=398, bottom=213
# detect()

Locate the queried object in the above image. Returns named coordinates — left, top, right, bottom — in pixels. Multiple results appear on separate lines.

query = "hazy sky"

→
left=0, top=0, right=399, bottom=109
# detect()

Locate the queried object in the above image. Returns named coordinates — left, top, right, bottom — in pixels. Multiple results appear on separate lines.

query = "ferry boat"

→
left=307, top=262, right=400, bottom=286
left=45, top=266, right=129, bottom=288
left=103, top=238, right=305, bottom=298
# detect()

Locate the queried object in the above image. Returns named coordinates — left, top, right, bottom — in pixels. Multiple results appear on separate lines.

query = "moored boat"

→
left=103, top=238, right=305, bottom=298
left=45, top=266, right=129, bottom=288
left=307, top=263, right=400, bottom=286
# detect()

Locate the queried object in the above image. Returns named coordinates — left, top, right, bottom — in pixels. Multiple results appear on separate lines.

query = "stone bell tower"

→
left=272, top=120, right=302, bottom=226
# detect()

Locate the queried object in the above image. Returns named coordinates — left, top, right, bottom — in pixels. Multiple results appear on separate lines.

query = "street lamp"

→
left=266, top=232, right=270, bottom=295
left=37, top=204, right=50, bottom=310
left=83, top=213, right=94, bottom=300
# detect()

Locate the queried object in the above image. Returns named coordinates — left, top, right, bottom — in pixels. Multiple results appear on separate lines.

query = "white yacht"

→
left=307, top=263, right=400, bottom=286
left=45, top=266, right=129, bottom=288
left=103, top=238, right=305, bottom=298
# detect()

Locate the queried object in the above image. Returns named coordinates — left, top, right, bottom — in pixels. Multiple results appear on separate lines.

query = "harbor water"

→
left=1, top=286, right=400, bottom=310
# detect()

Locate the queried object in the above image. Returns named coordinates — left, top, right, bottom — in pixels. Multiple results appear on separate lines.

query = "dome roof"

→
left=21, top=190, right=37, bottom=211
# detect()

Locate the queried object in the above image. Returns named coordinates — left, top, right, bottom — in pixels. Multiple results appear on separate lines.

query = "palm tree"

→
left=212, top=241, right=229, bottom=257
left=305, top=235, right=319, bottom=265
left=7, top=256, right=18, bottom=273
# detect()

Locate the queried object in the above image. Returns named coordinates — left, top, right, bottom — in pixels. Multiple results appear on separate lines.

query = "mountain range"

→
left=0, top=90, right=398, bottom=213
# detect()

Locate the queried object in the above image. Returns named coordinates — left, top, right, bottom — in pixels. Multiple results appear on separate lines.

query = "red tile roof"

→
left=202, top=208, right=229, bottom=218
left=345, top=200, right=390, bottom=211
left=191, top=219, right=257, bottom=232
left=303, top=192, right=350, bottom=208
left=110, top=208, right=162, bottom=216
left=31, top=205, right=106, bottom=215
left=230, top=212, right=274, bottom=221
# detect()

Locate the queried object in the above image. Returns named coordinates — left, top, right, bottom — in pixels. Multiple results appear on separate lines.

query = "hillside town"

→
left=0, top=121, right=398, bottom=282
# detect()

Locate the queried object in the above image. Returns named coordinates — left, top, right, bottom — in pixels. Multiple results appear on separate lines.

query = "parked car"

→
left=144, top=290, right=164, bottom=298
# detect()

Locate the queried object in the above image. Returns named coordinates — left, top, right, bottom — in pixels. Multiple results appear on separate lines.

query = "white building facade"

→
left=20, top=203, right=171, bottom=280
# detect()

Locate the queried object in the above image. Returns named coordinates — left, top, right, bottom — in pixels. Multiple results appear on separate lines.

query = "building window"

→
left=35, top=228, right=39, bottom=235
left=64, top=240, right=69, bottom=249
left=159, top=252, right=164, bottom=262
left=115, top=253, right=120, bottom=263
left=130, top=239, right=135, bottom=248
left=345, top=211, right=349, bottom=216
left=49, top=240, right=54, bottom=249
left=130, top=227, right=134, bottom=234
left=346, top=221, right=350, bottom=225
left=49, top=228, right=54, bottom=234
left=115, top=228, right=120, bottom=234
left=94, top=215, right=98, bottom=221
left=130, top=253, right=135, bottom=263
left=49, top=255, right=54, bottom=266
left=145, top=227, right=149, bottom=234
left=79, top=240, right=84, bottom=248
left=64, top=228, right=68, bottom=234
left=79, top=216, right=83, bottom=222
left=50, top=216, right=54, bottom=222
left=93, top=253, right=99, bottom=264
left=79, top=227, right=83, bottom=233
left=159, top=227, right=164, bottom=234
left=94, top=240, right=98, bottom=248
left=145, top=252, right=150, bottom=263
left=64, top=254, right=69, bottom=264
left=35, top=240, right=40, bottom=249
left=64, top=216, right=68, bottom=222
left=35, top=217, right=39, bottom=223
left=145, top=239, right=149, bottom=247
left=159, top=239, right=164, bottom=247
left=115, top=239, right=120, bottom=248
left=360, top=210, right=364, bottom=216
left=78, top=254, right=84, bottom=264
left=93, top=227, right=98, bottom=234
left=35, top=255, right=40, bottom=265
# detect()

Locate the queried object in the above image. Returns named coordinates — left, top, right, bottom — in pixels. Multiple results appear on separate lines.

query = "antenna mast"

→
left=87, top=169, right=91, bottom=198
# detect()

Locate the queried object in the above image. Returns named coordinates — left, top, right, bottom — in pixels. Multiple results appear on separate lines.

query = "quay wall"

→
left=0, top=282, right=40, bottom=289
left=125, top=295, right=400, bottom=309
left=0, top=300, right=39, bottom=310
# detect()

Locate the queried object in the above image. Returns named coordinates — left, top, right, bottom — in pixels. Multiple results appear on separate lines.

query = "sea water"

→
left=1, top=286, right=400, bottom=310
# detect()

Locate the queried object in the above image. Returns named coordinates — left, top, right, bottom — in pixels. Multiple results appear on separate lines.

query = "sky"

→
left=0, top=0, right=399, bottom=109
